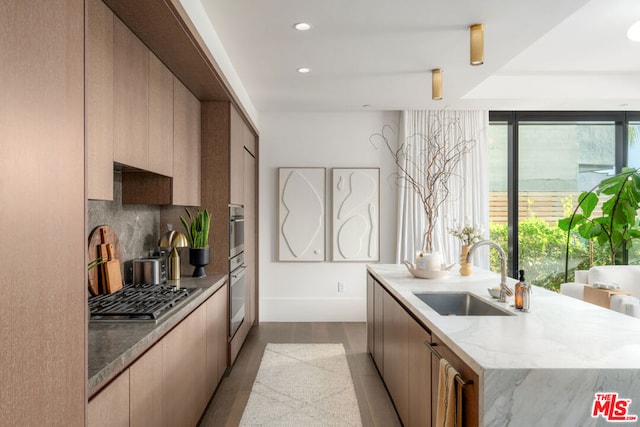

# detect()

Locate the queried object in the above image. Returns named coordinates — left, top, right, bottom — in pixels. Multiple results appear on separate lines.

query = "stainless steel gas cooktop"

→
left=88, top=283, right=200, bottom=323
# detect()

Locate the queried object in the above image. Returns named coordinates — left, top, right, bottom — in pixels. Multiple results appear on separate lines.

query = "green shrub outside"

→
left=488, top=217, right=609, bottom=292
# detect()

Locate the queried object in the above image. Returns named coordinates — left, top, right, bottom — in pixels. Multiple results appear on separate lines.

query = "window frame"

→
left=488, top=111, right=638, bottom=278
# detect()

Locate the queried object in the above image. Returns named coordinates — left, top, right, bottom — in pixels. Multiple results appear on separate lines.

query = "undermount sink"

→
left=413, top=292, right=514, bottom=316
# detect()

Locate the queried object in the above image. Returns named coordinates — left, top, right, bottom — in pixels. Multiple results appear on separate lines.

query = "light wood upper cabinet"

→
left=173, top=78, right=201, bottom=206
left=148, top=52, right=173, bottom=176
left=86, top=0, right=114, bottom=200
left=88, top=370, right=130, bottom=427
left=130, top=342, right=163, bottom=427
left=113, top=16, right=149, bottom=169
left=229, top=104, right=245, bottom=205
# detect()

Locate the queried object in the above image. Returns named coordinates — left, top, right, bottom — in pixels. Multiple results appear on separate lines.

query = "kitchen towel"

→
left=435, top=357, right=460, bottom=427
left=239, top=343, right=362, bottom=426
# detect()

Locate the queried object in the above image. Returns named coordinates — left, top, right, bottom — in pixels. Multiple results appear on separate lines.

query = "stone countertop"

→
left=367, top=264, right=640, bottom=372
left=88, top=274, right=227, bottom=398
left=369, top=264, right=640, bottom=425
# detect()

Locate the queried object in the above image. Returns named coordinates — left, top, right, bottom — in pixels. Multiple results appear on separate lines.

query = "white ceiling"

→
left=199, top=0, right=640, bottom=112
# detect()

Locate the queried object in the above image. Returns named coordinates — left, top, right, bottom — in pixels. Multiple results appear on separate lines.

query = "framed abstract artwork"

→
left=332, top=168, right=380, bottom=262
left=278, top=167, right=326, bottom=261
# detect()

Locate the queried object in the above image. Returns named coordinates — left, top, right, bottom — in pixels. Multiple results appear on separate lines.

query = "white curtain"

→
left=395, top=110, right=490, bottom=269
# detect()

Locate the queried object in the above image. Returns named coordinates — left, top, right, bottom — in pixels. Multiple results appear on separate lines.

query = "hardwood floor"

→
left=198, top=322, right=401, bottom=427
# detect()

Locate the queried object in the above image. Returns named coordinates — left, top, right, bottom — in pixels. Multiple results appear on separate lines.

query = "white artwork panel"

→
left=332, top=168, right=380, bottom=262
left=278, top=168, right=326, bottom=261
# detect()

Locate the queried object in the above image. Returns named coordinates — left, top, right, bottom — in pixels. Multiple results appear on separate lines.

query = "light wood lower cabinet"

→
left=163, top=302, right=207, bottom=427
left=89, top=284, right=228, bottom=427
left=88, top=370, right=130, bottom=427
left=130, top=343, right=163, bottom=427
left=206, top=283, right=228, bottom=393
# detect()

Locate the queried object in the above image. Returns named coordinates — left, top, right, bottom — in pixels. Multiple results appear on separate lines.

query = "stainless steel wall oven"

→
left=229, top=205, right=245, bottom=338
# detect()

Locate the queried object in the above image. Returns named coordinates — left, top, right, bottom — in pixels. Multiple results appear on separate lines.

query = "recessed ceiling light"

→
left=627, top=20, right=640, bottom=42
left=294, top=22, right=312, bottom=31
left=297, top=67, right=311, bottom=73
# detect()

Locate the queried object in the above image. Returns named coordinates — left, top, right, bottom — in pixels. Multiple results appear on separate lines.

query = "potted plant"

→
left=558, top=167, right=640, bottom=281
left=448, top=219, right=484, bottom=276
left=180, top=208, right=211, bottom=277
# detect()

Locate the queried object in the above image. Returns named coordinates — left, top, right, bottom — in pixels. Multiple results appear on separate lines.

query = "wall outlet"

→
left=337, top=281, right=345, bottom=293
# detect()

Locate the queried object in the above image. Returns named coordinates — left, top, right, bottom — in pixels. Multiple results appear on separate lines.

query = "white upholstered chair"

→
left=560, top=265, right=640, bottom=318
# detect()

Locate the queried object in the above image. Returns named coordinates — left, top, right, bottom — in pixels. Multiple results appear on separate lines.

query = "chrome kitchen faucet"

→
left=466, top=240, right=513, bottom=303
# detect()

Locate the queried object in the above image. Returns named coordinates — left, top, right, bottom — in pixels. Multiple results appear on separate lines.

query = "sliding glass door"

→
left=488, top=112, right=637, bottom=291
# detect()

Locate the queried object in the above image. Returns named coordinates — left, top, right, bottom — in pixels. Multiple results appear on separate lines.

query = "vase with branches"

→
left=370, top=111, right=476, bottom=255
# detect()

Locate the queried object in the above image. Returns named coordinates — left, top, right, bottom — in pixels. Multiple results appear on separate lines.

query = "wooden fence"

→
left=489, top=191, right=595, bottom=225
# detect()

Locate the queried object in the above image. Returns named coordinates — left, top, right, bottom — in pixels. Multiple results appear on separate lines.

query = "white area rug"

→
left=239, top=343, right=363, bottom=426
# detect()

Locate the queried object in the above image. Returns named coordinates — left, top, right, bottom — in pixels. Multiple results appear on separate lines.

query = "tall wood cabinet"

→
left=1, top=1, right=86, bottom=425
left=243, top=149, right=257, bottom=325
left=201, top=101, right=258, bottom=366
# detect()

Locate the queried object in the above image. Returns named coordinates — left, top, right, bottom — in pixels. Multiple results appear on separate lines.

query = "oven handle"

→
left=230, top=217, right=245, bottom=223
left=230, top=265, right=247, bottom=282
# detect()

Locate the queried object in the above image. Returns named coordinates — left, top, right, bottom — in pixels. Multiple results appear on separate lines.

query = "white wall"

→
left=259, top=111, right=399, bottom=321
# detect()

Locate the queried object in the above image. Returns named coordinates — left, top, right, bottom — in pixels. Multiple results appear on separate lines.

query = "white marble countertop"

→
left=368, top=264, right=640, bottom=373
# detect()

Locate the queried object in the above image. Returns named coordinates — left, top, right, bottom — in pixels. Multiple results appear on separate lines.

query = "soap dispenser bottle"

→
left=515, top=269, right=525, bottom=310
left=515, top=269, right=531, bottom=312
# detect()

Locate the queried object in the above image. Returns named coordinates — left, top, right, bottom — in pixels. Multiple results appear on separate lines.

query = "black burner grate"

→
left=89, top=283, right=196, bottom=322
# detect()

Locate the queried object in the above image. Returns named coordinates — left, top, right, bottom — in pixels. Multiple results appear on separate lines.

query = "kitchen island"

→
left=368, top=264, right=640, bottom=426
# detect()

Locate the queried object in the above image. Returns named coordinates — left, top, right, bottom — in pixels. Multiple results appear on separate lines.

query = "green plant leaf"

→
left=577, top=222, right=593, bottom=239
left=179, top=215, right=194, bottom=247
left=558, top=216, right=580, bottom=231
left=597, top=233, right=608, bottom=246
left=578, top=192, right=598, bottom=217
left=599, top=174, right=625, bottom=195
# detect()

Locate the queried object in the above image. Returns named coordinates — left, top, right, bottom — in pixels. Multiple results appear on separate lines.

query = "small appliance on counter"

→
left=133, top=256, right=167, bottom=285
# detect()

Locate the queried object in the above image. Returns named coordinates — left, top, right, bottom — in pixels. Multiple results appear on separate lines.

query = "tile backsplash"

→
left=88, top=171, right=161, bottom=267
